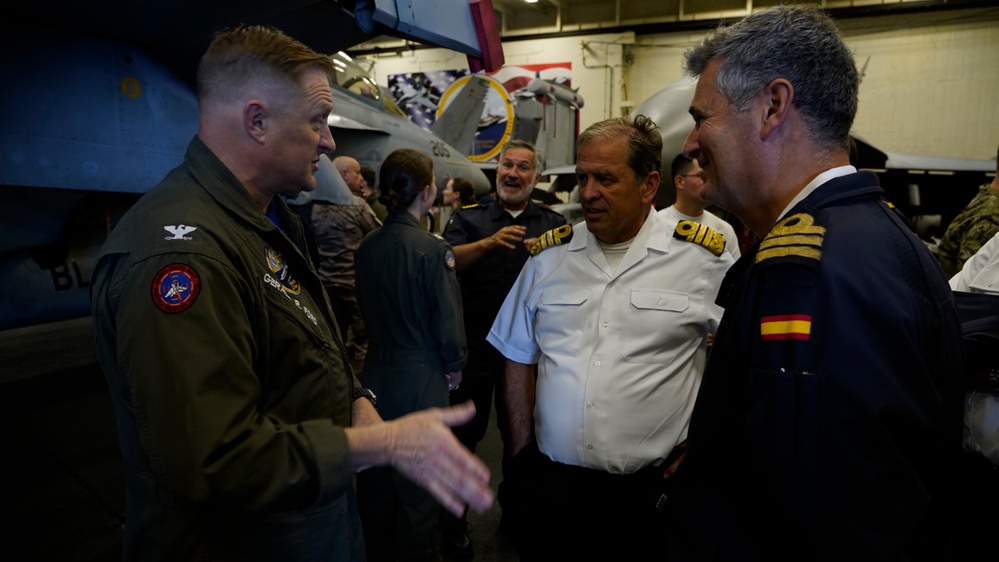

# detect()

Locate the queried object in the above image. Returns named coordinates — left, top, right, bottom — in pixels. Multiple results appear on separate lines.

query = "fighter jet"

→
left=0, top=0, right=503, bottom=330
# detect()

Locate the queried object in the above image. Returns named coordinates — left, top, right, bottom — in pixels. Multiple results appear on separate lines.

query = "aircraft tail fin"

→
left=431, top=75, right=490, bottom=154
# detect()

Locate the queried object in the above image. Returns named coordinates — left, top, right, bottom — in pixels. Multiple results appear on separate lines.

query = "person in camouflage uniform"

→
left=938, top=145, right=999, bottom=277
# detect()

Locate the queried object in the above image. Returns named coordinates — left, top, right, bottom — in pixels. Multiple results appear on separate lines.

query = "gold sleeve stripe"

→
left=755, top=212, right=826, bottom=264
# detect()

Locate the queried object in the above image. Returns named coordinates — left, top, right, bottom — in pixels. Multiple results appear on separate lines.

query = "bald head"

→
left=333, top=156, right=364, bottom=196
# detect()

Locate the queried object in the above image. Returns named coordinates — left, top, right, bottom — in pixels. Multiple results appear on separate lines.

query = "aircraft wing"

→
left=8, top=0, right=502, bottom=84
left=0, top=0, right=504, bottom=330
left=328, top=114, right=393, bottom=134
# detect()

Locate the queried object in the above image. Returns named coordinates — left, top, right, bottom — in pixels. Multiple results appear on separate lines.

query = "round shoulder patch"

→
left=151, top=263, right=201, bottom=313
left=444, top=248, right=456, bottom=270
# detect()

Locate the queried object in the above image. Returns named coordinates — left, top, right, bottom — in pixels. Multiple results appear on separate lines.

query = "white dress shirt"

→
left=488, top=209, right=733, bottom=474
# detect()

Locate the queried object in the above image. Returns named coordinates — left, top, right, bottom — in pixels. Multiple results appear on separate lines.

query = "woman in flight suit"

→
left=354, top=148, right=468, bottom=562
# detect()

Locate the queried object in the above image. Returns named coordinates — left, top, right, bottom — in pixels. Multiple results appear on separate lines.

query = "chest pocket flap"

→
left=536, top=288, right=590, bottom=357
left=630, top=289, right=688, bottom=312
left=540, top=288, right=590, bottom=306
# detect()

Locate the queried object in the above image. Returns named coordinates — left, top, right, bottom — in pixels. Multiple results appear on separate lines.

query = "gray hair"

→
left=684, top=4, right=858, bottom=152
left=577, top=115, right=663, bottom=181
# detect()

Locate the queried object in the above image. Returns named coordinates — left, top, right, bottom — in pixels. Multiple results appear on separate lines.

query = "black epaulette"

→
left=881, top=198, right=916, bottom=232
left=530, top=224, right=573, bottom=256
left=672, top=220, right=726, bottom=256
left=755, top=212, right=825, bottom=265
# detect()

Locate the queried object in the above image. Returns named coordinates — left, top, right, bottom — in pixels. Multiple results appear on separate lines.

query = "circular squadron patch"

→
left=444, top=248, right=456, bottom=270
left=151, top=263, right=201, bottom=313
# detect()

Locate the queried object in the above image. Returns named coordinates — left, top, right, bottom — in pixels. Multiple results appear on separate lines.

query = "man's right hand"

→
left=487, top=225, right=527, bottom=251
left=345, top=401, right=494, bottom=516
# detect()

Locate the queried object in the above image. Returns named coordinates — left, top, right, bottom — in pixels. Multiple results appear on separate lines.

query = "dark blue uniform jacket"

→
left=670, top=172, right=964, bottom=562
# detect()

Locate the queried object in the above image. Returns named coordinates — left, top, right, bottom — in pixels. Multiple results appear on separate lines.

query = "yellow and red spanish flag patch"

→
left=760, top=314, right=812, bottom=341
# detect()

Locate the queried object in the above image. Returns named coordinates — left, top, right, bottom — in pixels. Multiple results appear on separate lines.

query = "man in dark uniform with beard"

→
left=441, top=139, right=567, bottom=558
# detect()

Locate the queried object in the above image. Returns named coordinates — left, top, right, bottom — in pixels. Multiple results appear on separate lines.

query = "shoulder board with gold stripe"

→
left=461, top=203, right=484, bottom=210
left=756, top=212, right=825, bottom=264
left=673, top=220, right=725, bottom=256
left=530, top=224, right=573, bottom=256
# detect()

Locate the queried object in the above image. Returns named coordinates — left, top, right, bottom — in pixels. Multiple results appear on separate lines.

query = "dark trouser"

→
left=357, top=466, right=441, bottom=562
left=503, top=441, right=670, bottom=561
left=447, top=346, right=516, bottom=517
left=326, top=285, right=367, bottom=377
left=953, top=450, right=999, bottom=561
left=447, top=369, right=509, bottom=456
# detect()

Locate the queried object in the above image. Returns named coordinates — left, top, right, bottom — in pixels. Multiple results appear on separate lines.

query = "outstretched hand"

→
left=353, top=401, right=494, bottom=516
left=389, top=402, right=494, bottom=515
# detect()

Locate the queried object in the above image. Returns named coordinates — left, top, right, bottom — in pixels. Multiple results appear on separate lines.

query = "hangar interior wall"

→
left=361, top=7, right=998, bottom=161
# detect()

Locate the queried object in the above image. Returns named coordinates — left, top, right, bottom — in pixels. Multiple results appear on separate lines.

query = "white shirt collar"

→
left=776, top=165, right=856, bottom=224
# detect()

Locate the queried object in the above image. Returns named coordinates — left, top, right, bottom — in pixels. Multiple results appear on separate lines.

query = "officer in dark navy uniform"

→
left=355, top=148, right=468, bottom=562
left=441, top=139, right=567, bottom=558
left=668, top=6, right=964, bottom=562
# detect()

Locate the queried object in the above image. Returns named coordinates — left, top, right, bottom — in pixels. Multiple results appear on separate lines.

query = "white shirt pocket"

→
left=624, top=289, right=689, bottom=364
left=536, top=288, right=591, bottom=357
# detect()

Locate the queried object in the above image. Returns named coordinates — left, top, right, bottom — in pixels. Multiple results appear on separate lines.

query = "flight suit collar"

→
left=184, top=136, right=306, bottom=247
left=384, top=210, right=421, bottom=229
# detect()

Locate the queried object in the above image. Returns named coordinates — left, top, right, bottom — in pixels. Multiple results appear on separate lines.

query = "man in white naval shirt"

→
left=487, top=115, right=734, bottom=561
left=660, top=153, right=741, bottom=259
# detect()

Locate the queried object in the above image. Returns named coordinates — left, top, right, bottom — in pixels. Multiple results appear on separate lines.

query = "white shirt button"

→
left=594, top=360, right=601, bottom=367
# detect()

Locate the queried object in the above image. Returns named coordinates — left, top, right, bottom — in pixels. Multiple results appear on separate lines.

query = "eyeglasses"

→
left=679, top=173, right=704, bottom=179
